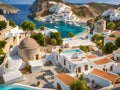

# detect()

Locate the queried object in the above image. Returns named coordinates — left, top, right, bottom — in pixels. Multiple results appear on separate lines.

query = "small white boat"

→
left=74, top=22, right=80, bottom=26
left=68, top=22, right=73, bottom=25
left=55, top=26, right=59, bottom=28
left=50, top=21, right=53, bottom=23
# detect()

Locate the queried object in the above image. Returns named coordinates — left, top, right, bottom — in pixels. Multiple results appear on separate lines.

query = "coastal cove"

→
left=4, top=4, right=86, bottom=38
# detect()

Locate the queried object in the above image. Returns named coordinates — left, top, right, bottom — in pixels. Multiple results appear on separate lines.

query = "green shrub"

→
left=102, top=42, right=117, bottom=54
left=69, top=32, right=74, bottom=38
left=9, top=20, right=16, bottom=28
left=25, top=64, right=31, bottom=72
left=80, top=46, right=89, bottom=53
left=0, top=21, right=6, bottom=30
left=0, top=41, right=7, bottom=49
left=40, top=26, right=45, bottom=31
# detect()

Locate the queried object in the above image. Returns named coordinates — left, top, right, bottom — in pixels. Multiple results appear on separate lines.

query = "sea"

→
left=4, top=4, right=86, bottom=38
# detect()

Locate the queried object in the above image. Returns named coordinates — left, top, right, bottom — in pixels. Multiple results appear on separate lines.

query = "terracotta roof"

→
left=112, top=31, right=120, bottom=36
left=93, top=57, right=112, bottom=65
left=19, top=37, right=39, bottom=49
left=56, top=73, right=77, bottom=86
left=104, top=29, right=110, bottom=32
left=86, top=54, right=97, bottom=59
left=116, top=49, right=120, bottom=54
left=106, top=37, right=116, bottom=41
left=91, top=69, right=120, bottom=83
left=107, top=54, right=114, bottom=59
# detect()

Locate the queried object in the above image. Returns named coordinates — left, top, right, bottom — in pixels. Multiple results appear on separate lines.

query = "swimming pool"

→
left=62, top=49, right=81, bottom=54
left=0, top=84, right=38, bottom=90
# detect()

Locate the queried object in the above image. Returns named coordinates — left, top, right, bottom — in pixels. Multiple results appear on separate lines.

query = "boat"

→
left=68, top=22, right=73, bottom=25
left=55, top=26, right=59, bottom=28
left=50, top=21, right=53, bottom=23
left=74, top=22, right=80, bottom=26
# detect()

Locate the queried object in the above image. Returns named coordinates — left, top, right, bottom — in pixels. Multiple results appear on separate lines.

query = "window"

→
left=110, top=65, right=113, bottom=71
left=64, top=59, right=66, bottom=65
left=56, top=55, right=58, bottom=60
left=78, top=67, right=81, bottom=73
left=36, top=54, right=39, bottom=60
left=69, top=65, right=71, bottom=70
left=85, top=65, right=88, bottom=71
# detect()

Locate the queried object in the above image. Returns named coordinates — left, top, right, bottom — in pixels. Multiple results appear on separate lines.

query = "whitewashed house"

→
left=54, top=73, right=77, bottom=90
left=103, top=7, right=120, bottom=21
left=87, top=69, right=120, bottom=87
left=113, top=49, right=120, bottom=61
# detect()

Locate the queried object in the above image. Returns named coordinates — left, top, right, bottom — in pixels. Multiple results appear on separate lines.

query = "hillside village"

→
left=0, top=0, right=120, bottom=90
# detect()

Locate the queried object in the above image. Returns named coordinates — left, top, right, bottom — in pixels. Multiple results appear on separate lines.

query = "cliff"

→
left=29, top=0, right=118, bottom=20
left=0, top=2, right=19, bottom=14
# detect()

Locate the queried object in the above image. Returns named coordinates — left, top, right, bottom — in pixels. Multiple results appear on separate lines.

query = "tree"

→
left=69, top=32, right=74, bottom=38
left=79, top=46, right=89, bottom=53
left=50, top=32, right=63, bottom=45
left=58, top=48, right=63, bottom=54
left=91, top=34, right=104, bottom=47
left=21, top=20, right=36, bottom=36
left=70, top=80, right=90, bottom=90
left=40, top=26, right=45, bottom=31
left=107, top=22, right=116, bottom=30
left=0, top=49, right=4, bottom=55
left=102, top=42, right=117, bottom=54
left=31, top=33, right=46, bottom=46
left=0, top=21, right=6, bottom=30
left=115, top=37, right=120, bottom=47
left=0, top=41, right=7, bottom=49
left=9, top=20, right=16, bottom=28
left=51, top=38, right=57, bottom=45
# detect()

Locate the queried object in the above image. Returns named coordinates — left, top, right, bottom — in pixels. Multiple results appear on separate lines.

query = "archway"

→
left=36, top=54, right=39, bottom=60
left=57, top=83, right=62, bottom=90
left=78, top=67, right=81, bottom=73
left=85, top=65, right=88, bottom=71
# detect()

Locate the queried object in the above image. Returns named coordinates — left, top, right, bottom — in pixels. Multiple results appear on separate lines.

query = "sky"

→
left=0, top=0, right=120, bottom=5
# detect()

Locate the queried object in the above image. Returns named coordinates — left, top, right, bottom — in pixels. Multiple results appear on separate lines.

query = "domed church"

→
left=18, top=37, right=41, bottom=62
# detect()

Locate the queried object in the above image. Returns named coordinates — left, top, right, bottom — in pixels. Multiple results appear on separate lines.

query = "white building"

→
left=104, top=31, right=120, bottom=45
left=54, top=73, right=77, bottom=90
left=113, top=49, right=120, bottom=61
left=45, top=2, right=79, bottom=22
left=103, top=7, right=120, bottom=21
left=87, top=69, right=120, bottom=87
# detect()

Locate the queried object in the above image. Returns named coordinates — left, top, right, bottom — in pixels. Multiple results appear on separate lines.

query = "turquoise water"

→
left=62, top=49, right=81, bottom=54
left=4, top=4, right=86, bottom=38
left=0, top=84, right=37, bottom=90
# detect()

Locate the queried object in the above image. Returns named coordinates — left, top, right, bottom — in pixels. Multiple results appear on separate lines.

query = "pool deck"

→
left=4, top=65, right=68, bottom=89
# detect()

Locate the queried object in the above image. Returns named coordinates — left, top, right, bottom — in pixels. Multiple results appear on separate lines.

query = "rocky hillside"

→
left=29, top=0, right=118, bottom=20
left=0, top=2, right=19, bottom=14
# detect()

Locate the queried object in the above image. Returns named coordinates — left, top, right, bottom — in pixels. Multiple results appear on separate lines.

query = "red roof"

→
left=106, top=37, right=116, bottom=41
left=112, top=31, right=120, bottom=36
left=86, top=54, right=97, bottom=59
left=56, top=73, right=77, bottom=86
left=94, top=57, right=112, bottom=65
left=107, top=54, right=114, bottom=59
left=116, top=49, right=120, bottom=54
left=91, top=69, right=120, bottom=83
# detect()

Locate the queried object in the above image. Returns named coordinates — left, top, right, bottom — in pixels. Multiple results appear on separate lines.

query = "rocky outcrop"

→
left=0, top=2, right=19, bottom=14
left=29, top=0, right=118, bottom=20
left=30, top=0, right=43, bottom=13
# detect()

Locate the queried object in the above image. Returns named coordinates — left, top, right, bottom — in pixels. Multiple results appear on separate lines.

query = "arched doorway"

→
left=85, top=65, right=88, bottom=71
left=110, top=65, right=113, bottom=71
left=36, top=54, right=39, bottom=60
left=78, top=67, right=81, bottom=73
left=57, top=83, right=62, bottom=90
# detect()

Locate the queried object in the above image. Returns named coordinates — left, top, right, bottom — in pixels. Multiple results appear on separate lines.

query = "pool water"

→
left=62, top=49, right=81, bottom=54
left=0, top=84, right=37, bottom=90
